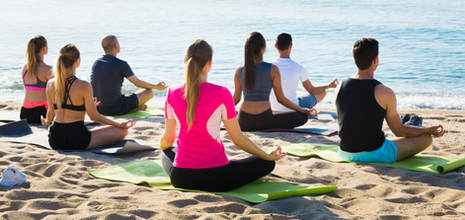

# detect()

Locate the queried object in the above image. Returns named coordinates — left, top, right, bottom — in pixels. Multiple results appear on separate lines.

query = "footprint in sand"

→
left=202, top=202, right=248, bottom=214
left=168, top=199, right=199, bottom=208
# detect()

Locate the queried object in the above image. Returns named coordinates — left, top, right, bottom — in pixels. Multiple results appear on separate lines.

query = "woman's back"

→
left=165, top=82, right=237, bottom=169
left=48, top=78, right=87, bottom=123
left=238, top=62, right=272, bottom=101
left=22, top=63, right=52, bottom=102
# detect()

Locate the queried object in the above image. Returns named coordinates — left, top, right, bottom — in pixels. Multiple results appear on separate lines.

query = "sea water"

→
left=0, top=0, right=464, bottom=110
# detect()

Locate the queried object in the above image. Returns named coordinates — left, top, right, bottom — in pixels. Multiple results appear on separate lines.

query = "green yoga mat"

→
left=113, top=107, right=164, bottom=118
left=89, top=160, right=337, bottom=203
left=265, top=143, right=465, bottom=174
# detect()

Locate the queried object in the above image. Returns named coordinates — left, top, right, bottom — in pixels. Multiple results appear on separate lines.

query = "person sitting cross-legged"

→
left=270, top=33, right=338, bottom=113
left=335, top=38, right=445, bottom=163
left=90, top=35, right=167, bottom=116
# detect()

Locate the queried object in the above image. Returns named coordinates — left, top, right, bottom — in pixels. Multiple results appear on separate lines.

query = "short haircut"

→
left=102, top=35, right=118, bottom=53
left=276, top=33, right=292, bottom=51
left=353, top=38, right=379, bottom=70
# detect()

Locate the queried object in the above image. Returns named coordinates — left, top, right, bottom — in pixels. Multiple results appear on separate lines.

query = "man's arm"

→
left=376, top=85, right=445, bottom=138
left=127, top=75, right=166, bottom=90
left=302, top=79, right=338, bottom=95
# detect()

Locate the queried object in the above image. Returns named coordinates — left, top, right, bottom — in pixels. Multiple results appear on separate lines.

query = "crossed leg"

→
left=86, top=126, right=129, bottom=149
left=129, top=89, right=154, bottom=113
left=393, top=134, right=433, bottom=161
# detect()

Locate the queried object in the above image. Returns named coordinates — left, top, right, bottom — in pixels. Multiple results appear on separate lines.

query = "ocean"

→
left=0, top=0, right=464, bottom=110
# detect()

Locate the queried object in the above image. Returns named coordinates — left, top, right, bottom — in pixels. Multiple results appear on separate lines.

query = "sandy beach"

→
left=1, top=101, right=464, bottom=219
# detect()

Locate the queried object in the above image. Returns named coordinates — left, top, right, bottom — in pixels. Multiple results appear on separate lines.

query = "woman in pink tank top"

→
left=159, top=39, right=285, bottom=192
left=20, top=35, right=54, bottom=123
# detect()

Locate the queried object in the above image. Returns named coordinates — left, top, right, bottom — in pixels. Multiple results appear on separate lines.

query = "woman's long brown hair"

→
left=184, top=40, right=212, bottom=129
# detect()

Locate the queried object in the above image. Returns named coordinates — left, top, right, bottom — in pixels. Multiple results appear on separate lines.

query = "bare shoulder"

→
left=270, top=64, right=280, bottom=78
left=374, top=84, right=396, bottom=109
left=75, top=79, right=91, bottom=90
left=375, top=84, right=395, bottom=98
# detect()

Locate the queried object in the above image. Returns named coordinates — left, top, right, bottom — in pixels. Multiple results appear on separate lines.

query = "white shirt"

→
left=270, top=58, right=308, bottom=112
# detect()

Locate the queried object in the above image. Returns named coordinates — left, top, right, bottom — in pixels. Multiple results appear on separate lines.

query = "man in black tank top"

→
left=335, top=38, right=445, bottom=163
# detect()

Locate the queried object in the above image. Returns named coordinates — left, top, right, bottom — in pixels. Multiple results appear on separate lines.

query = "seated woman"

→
left=233, top=32, right=317, bottom=131
left=20, top=35, right=54, bottom=123
left=160, top=40, right=285, bottom=192
left=41, top=44, right=134, bottom=150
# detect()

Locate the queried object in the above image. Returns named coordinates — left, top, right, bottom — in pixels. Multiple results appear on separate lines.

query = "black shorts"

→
left=48, top=121, right=91, bottom=150
left=98, top=94, right=139, bottom=116
left=20, top=106, right=47, bottom=124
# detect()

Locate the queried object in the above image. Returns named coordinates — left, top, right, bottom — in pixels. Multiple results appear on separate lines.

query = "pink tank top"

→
left=165, top=83, right=237, bottom=169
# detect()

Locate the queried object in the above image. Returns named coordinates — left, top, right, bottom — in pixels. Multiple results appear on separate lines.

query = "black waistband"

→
left=52, top=121, right=85, bottom=126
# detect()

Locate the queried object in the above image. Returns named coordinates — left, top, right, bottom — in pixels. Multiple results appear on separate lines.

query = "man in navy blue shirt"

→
left=91, top=35, right=167, bottom=115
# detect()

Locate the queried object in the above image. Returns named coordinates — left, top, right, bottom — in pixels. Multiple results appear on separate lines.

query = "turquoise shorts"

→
left=338, top=139, right=398, bottom=163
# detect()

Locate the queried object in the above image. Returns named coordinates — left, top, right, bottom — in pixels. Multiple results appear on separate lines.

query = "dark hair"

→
left=276, top=33, right=292, bottom=51
left=184, top=40, right=213, bottom=129
left=353, top=38, right=379, bottom=70
left=243, top=32, right=266, bottom=93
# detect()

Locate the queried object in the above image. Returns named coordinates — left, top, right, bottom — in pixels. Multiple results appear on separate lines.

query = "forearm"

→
left=233, top=134, right=270, bottom=160
left=159, top=135, right=174, bottom=150
left=278, top=97, right=305, bottom=113
left=45, top=110, right=54, bottom=125
left=134, top=80, right=156, bottom=90
left=398, top=125, right=431, bottom=137
left=91, top=114, right=120, bottom=127
left=310, top=85, right=328, bottom=94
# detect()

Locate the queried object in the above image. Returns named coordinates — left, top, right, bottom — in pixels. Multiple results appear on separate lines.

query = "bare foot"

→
left=139, top=104, right=148, bottom=111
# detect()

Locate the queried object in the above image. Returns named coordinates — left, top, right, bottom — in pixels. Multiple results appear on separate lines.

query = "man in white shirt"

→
left=270, top=33, right=338, bottom=112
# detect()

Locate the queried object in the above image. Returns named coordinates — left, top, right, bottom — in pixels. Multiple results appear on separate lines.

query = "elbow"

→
left=392, top=128, right=406, bottom=137
left=160, top=136, right=174, bottom=150
left=277, top=96, right=287, bottom=105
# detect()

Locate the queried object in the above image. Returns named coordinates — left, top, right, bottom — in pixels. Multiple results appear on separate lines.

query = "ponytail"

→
left=55, top=44, right=80, bottom=109
left=184, top=40, right=213, bottom=129
left=243, top=32, right=266, bottom=93
left=26, top=35, right=47, bottom=80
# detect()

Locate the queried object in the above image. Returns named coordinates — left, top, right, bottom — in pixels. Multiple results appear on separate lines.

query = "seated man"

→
left=335, top=38, right=445, bottom=163
left=91, top=35, right=167, bottom=115
left=270, top=33, right=338, bottom=112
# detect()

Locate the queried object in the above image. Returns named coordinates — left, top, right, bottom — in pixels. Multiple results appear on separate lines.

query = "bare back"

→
left=23, top=63, right=53, bottom=102
left=47, top=79, right=87, bottom=123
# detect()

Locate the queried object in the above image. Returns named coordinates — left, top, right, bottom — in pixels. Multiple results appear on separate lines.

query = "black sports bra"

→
left=54, top=75, right=85, bottom=111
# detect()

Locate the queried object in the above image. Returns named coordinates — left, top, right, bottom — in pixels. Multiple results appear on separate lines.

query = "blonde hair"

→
left=184, top=40, right=212, bottom=129
left=55, top=44, right=80, bottom=109
left=26, top=35, right=47, bottom=80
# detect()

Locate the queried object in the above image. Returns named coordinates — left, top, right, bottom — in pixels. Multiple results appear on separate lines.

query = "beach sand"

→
left=1, top=101, right=464, bottom=219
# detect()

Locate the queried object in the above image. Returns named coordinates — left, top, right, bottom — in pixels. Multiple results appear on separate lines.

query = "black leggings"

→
left=238, top=108, right=308, bottom=131
left=161, top=147, right=275, bottom=192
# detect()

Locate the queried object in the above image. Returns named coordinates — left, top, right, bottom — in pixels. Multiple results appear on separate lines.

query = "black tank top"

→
left=336, top=78, right=386, bottom=152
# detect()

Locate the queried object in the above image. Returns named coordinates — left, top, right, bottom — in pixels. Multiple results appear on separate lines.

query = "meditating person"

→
left=90, top=35, right=167, bottom=116
left=335, top=38, right=445, bottom=163
left=233, top=32, right=317, bottom=131
left=160, top=40, right=285, bottom=192
left=41, top=44, right=135, bottom=150
left=270, top=33, right=339, bottom=112
left=20, top=35, right=54, bottom=123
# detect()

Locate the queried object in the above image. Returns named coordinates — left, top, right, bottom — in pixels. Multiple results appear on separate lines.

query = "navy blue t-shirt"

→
left=91, top=55, right=135, bottom=112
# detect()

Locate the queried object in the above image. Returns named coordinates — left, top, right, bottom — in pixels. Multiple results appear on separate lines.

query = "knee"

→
left=262, top=160, right=276, bottom=175
left=145, top=89, right=154, bottom=98
left=423, top=134, right=433, bottom=147
left=298, top=113, right=309, bottom=124
left=121, top=128, right=129, bottom=137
